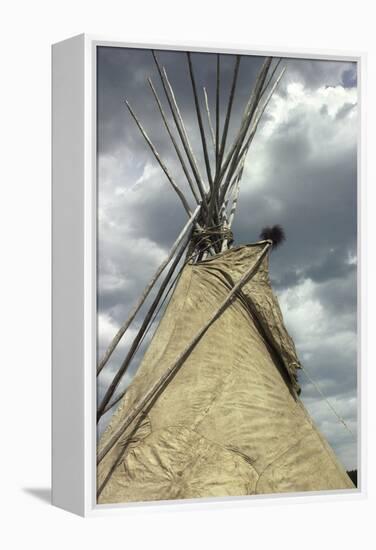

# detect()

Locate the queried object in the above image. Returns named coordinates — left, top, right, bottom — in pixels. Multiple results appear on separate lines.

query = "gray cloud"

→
left=97, top=47, right=358, bottom=470
left=341, top=66, right=357, bottom=88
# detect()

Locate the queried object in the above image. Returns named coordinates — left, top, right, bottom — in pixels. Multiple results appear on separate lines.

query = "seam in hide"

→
left=189, top=287, right=237, bottom=433
left=143, top=266, right=195, bottom=380
left=128, top=424, right=261, bottom=482
left=254, top=432, right=311, bottom=494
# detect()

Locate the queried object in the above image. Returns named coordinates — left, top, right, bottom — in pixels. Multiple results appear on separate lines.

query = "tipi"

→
left=97, top=51, right=354, bottom=503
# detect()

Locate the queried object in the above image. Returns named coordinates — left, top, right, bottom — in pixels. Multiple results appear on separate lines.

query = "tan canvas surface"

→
left=97, top=243, right=354, bottom=503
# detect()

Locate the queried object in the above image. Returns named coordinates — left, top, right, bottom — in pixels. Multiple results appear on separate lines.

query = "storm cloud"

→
left=96, top=46, right=358, bottom=470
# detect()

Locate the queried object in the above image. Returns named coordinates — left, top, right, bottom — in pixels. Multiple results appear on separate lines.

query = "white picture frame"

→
left=52, top=33, right=365, bottom=517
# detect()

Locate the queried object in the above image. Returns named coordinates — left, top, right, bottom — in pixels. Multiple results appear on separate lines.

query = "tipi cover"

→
left=98, top=244, right=353, bottom=502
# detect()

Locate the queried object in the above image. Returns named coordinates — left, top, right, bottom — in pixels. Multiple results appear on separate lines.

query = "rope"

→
left=300, top=365, right=355, bottom=438
left=191, top=224, right=234, bottom=251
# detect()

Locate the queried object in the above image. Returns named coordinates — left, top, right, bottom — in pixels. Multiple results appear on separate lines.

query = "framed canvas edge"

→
left=52, top=33, right=367, bottom=517
left=52, top=33, right=87, bottom=517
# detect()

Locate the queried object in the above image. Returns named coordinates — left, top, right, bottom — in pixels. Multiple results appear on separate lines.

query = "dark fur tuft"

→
left=259, top=225, right=286, bottom=248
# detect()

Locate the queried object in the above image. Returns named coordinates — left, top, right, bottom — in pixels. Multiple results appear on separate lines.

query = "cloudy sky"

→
left=96, top=46, right=358, bottom=471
